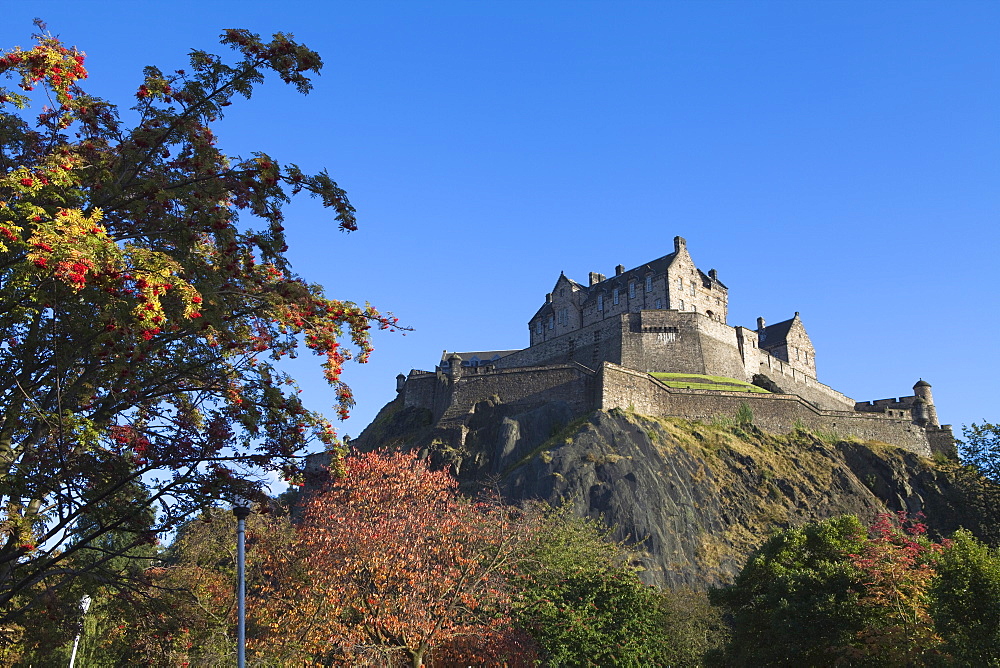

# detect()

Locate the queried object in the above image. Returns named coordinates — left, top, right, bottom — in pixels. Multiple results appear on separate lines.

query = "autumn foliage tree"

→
left=249, top=450, right=538, bottom=667
left=0, top=23, right=398, bottom=632
left=711, top=513, right=1000, bottom=666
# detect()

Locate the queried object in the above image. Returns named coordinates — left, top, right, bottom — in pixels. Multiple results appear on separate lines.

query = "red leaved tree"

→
left=837, top=513, right=946, bottom=664
left=250, top=450, right=539, bottom=667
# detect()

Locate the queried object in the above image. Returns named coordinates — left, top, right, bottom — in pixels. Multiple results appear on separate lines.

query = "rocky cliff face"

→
left=336, top=396, right=980, bottom=588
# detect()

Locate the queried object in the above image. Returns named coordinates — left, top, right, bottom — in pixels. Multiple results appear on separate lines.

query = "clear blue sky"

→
left=3, top=1, right=997, bottom=443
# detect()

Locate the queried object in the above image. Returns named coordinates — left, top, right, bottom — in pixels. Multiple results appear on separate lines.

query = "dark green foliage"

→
left=713, top=513, right=1000, bottom=666
left=952, top=422, right=1000, bottom=545
left=513, top=505, right=724, bottom=666
left=709, top=515, right=870, bottom=666
left=931, top=529, right=1000, bottom=665
left=958, top=422, right=1000, bottom=482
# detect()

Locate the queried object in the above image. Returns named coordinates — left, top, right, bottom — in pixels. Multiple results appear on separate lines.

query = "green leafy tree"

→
left=931, top=529, right=1000, bottom=665
left=0, top=23, right=398, bottom=634
left=711, top=514, right=983, bottom=666
left=710, top=515, right=873, bottom=666
left=512, top=506, right=717, bottom=667
left=958, top=422, right=1000, bottom=482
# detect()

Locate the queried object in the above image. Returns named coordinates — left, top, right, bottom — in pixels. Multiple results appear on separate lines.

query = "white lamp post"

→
left=68, top=594, right=91, bottom=668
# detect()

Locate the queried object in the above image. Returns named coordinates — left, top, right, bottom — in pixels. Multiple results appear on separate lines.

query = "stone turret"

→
left=447, top=353, right=463, bottom=381
left=913, top=380, right=939, bottom=427
left=911, top=396, right=929, bottom=427
left=396, top=373, right=406, bottom=393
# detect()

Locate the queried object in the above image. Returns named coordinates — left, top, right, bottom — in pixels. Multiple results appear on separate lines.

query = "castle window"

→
left=558, top=307, right=568, bottom=325
left=535, top=320, right=542, bottom=335
left=613, top=288, right=619, bottom=305
left=629, top=282, right=635, bottom=299
left=690, top=283, right=695, bottom=296
left=679, top=299, right=685, bottom=310
left=645, top=275, right=652, bottom=292
left=597, top=294, right=604, bottom=311
left=655, top=298, right=662, bottom=309
left=560, top=288, right=565, bottom=297
left=548, top=315, right=554, bottom=330
left=678, top=278, right=683, bottom=291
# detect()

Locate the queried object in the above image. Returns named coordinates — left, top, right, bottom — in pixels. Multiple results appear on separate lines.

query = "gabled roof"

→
left=697, top=268, right=728, bottom=290
left=577, top=252, right=678, bottom=307
left=530, top=301, right=555, bottom=321
left=759, top=317, right=795, bottom=348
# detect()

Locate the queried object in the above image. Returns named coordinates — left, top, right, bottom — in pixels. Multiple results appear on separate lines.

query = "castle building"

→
left=406, top=237, right=953, bottom=459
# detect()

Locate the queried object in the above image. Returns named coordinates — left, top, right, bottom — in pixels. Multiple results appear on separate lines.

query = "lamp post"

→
left=232, top=498, right=252, bottom=668
left=68, top=594, right=91, bottom=668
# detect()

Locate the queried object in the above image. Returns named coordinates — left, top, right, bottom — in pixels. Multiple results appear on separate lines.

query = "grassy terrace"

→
left=649, top=372, right=770, bottom=393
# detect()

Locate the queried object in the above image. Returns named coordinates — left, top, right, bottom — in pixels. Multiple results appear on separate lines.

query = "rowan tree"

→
left=249, top=450, right=538, bottom=667
left=0, top=22, right=398, bottom=633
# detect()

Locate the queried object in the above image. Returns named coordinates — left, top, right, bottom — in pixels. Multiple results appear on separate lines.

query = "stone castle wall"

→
left=598, top=363, right=936, bottom=457
left=497, top=309, right=856, bottom=412
left=403, top=364, right=595, bottom=425
left=399, top=361, right=947, bottom=459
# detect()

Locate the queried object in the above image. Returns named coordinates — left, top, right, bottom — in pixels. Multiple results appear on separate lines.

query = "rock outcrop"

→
left=321, top=397, right=982, bottom=588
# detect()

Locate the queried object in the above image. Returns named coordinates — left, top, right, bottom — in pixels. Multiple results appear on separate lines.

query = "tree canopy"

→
left=711, top=513, right=1000, bottom=666
left=0, top=23, right=397, bottom=632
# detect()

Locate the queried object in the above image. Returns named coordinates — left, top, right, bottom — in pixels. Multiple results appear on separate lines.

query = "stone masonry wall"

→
left=502, top=310, right=858, bottom=412
left=599, top=363, right=933, bottom=457
left=402, top=364, right=595, bottom=426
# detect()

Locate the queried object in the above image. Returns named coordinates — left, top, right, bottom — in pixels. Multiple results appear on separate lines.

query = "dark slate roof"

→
left=759, top=317, right=795, bottom=348
left=530, top=301, right=555, bottom=321
left=577, top=253, right=678, bottom=308
left=440, top=350, right=521, bottom=366
left=697, top=268, right=728, bottom=290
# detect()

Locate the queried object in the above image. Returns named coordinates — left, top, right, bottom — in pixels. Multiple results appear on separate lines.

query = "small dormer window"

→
left=613, top=288, right=619, bottom=305
left=629, top=282, right=635, bottom=299
left=598, top=294, right=604, bottom=311
left=645, top=275, right=652, bottom=292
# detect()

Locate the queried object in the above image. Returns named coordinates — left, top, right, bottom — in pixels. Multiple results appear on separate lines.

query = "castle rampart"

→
left=396, top=361, right=947, bottom=458
left=597, top=363, right=935, bottom=456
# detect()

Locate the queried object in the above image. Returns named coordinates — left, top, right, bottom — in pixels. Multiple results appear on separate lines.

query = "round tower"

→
left=911, top=396, right=928, bottom=427
left=396, top=373, right=406, bottom=393
left=913, top=380, right=939, bottom=427
left=447, top=353, right=464, bottom=381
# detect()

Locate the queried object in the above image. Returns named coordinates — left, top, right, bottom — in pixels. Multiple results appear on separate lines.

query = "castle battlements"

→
left=398, top=238, right=953, bottom=459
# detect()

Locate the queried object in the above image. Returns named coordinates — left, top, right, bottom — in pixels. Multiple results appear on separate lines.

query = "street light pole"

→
left=233, top=500, right=251, bottom=668
left=68, top=594, right=91, bottom=668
